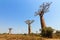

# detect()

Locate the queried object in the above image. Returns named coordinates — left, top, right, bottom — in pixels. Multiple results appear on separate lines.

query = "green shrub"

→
left=41, top=27, right=54, bottom=38
left=55, top=30, right=60, bottom=37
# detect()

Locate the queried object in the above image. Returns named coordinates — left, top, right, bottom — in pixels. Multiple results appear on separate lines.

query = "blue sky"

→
left=0, top=0, right=60, bottom=34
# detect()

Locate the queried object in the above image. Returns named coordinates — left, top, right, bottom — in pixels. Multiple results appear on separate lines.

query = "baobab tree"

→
left=35, top=2, right=52, bottom=29
left=25, top=20, right=34, bottom=34
left=8, top=28, right=12, bottom=34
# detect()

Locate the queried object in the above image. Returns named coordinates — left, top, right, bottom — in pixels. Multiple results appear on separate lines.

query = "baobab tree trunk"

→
left=40, top=16, right=46, bottom=29
left=28, top=24, right=31, bottom=34
left=9, top=28, right=12, bottom=34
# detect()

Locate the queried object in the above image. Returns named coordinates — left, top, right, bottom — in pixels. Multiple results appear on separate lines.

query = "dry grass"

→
left=0, top=34, right=60, bottom=40
left=0, top=34, right=42, bottom=40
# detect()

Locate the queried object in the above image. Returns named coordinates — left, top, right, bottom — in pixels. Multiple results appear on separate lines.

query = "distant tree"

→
left=9, top=28, right=12, bottom=34
left=25, top=20, right=34, bottom=34
left=41, top=27, right=54, bottom=38
left=2, top=33, right=7, bottom=34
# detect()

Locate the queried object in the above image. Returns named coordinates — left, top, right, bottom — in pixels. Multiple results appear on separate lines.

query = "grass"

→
left=0, top=34, right=42, bottom=40
left=0, top=34, right=60, bottom=40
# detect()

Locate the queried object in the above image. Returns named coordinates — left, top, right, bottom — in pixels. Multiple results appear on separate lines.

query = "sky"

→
left=0, top=0, right=60, bottom=34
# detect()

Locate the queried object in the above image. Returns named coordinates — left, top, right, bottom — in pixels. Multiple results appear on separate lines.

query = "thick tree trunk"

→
left=40, top=16, right=46, bottom=29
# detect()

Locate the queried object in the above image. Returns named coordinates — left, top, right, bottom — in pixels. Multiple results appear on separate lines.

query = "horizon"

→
left=0, top=0, right=60, bottom=34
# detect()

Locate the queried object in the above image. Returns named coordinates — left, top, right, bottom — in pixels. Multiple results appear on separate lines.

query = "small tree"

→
left=25, top=20, right=34, bottom=34
left=41, top=27, right=54, bottom=38
left=9, top=28, right=12, bottom=34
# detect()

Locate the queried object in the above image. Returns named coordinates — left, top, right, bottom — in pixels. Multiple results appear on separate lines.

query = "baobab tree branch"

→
left=35, top=2, right=52, bottom=16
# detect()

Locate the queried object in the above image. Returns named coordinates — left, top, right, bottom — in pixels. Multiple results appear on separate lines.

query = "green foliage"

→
left=41, top=27, right=54, bottom=38
left=56, top=30, right=60, bottom=33
left=52, top=30, right=60, bottom=38
left=55, top=30, right=60, bottom=36
left=2, top=33, right=7, bottom=34
left=28, top=33, right=37, bottom=36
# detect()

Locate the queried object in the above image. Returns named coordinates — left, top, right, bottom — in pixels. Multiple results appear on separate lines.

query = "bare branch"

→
left=35, top=2, right=52, bottom=16
left=25, top=20, right=34, bottom=24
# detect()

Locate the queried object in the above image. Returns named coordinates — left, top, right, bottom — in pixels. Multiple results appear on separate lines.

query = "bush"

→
left=41, top=27, right=54, bottom=38
left=55, top=30, right=60, bottom=36
left=56, top=30, right=60, bottom=34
